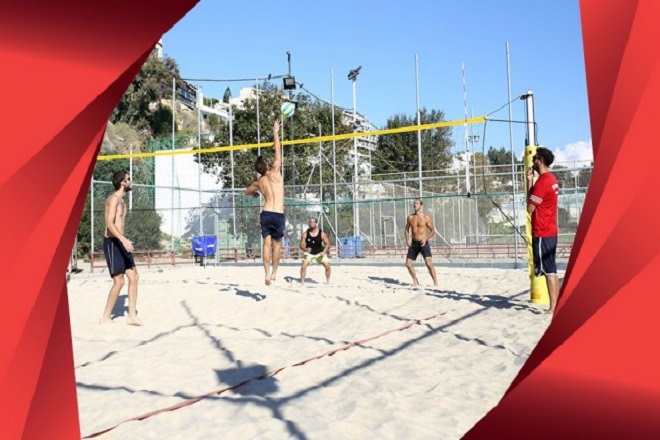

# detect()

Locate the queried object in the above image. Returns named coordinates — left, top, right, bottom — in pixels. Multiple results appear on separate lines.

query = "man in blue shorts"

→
left=527, top=147, right=560, bottom=314
left=100, top=169, right=142, bottom=325
left=245, top=120, right=285, bottom=285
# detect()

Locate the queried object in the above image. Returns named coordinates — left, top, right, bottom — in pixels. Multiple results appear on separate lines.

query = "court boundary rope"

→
left=82, top=310, right=447, bottom=438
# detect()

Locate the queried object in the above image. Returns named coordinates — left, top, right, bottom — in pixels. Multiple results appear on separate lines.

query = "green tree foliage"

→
left=371, top=108, right=454, bottom=175
left=487, top=146, right=521, bottom=166
left=198, top=82, right=354, bottom=191
left=110, top=54, right=182, bottom=137
left=577, top=164, right=592, bottom=188
left=552, top=165, right=576, bottom=189
left=76, top=156, right=163, bottom=258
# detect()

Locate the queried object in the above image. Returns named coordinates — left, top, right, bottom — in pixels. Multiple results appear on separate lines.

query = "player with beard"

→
left=299, top=217, right=331, bottom=286
left=100, top=169, right=142, bottom=325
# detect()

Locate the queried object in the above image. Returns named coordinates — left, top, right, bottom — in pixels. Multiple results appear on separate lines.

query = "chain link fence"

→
left=81, top=159, right=592, bottom=268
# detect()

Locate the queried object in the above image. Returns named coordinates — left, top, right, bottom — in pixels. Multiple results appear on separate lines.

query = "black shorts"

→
left=532, top=236, right=557, bottom=276
left=407, top=240, right=432, bottom=261
left=260, top=211, right=286, bottom=240
left=103, top=237, right=136, bottom=278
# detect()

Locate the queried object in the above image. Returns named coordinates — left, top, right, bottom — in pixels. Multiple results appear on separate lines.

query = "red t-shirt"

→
left=529, top=172, right=559, bottom=237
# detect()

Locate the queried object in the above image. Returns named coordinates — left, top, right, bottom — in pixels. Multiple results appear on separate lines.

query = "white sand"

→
left=67, top=261, right=556, bottom=439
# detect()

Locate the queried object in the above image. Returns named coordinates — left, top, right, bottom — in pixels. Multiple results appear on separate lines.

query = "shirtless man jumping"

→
left=405, top=198, right=439, bottom=287
left=100, top=169, right=142, bottom=325
left=245, top=120, right=285, bottom=285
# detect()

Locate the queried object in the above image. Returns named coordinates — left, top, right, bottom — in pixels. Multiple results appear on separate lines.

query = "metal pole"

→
left=348, top=67, right=361, bottom=238
left=319, top=123, right=323, bottom=230
left=404, top=172, right=407, bottom=200
left=215, top=194, right=219, bottom=265
left=331, top=69, right=339, bottom=257
left=90, top=179, right=94, bottom=261
left=256, top=78, right=261, bottom=156
left=230, top=104, right=236, bottom=236
left=353, top=78, right=358, bottom=238
left=462, top=62, right=471, bottom=195
left=198, top=86, right=203, bottom=236
left=471, top=109, right=478, bottom=242
left=524, top=90, right=536, bottom=146
left=171, top=76, right=176, bottom=250
left=256, top=79, right=263, bottom=211
left=287, top=52, right=296, bottom=232
left=415, top=54, right=423, bottom=196
left=129, top=143, right=133, bottom=210
left=506, top=41, right=519, bottom=265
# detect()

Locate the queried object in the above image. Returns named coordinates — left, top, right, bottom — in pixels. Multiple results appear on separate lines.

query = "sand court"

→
left=67, top=263, right=556, bottom=439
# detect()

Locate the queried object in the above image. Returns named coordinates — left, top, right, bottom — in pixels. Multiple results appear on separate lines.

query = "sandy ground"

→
left=67, top=261, right=556, bottom=439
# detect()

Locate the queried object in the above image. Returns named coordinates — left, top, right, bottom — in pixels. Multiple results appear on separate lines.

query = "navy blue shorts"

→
left=407, top=240, right=432, bottom=261
left=532, top=236, right=557, bottom=276
left=103, top=237, right=136, bottom=278
left=260, top=211, right=286, bottom=240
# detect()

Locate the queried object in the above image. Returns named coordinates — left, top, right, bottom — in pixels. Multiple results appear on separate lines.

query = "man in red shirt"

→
left=527, top=147, right=560, bottom=314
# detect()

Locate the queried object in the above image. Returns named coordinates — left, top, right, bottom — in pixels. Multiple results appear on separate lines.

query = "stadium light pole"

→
left=348, top=66, right=362, bottom=238
left=284, top=52, right=298, bottom=237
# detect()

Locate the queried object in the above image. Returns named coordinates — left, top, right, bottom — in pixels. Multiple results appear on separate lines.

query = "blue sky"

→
left=163, top=1, right=592, bottom=164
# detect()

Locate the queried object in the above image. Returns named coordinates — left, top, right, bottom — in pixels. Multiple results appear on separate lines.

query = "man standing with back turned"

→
left=245, top=120, right=285, bottom=285
left=527, top=147, right=560, bottom=314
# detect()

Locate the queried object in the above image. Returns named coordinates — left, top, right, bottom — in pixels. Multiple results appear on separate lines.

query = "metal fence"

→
left=82, top=160, right=592, bottom=269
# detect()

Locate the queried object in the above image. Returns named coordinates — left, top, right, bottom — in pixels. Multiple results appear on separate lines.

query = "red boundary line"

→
left=83, top=311, right=447, bottom=438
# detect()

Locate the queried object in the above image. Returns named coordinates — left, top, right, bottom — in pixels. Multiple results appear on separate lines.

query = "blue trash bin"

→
left=193, top=235, right=217, bottom=265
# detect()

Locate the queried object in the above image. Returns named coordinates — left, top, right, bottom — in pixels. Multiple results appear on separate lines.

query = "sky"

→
left=162, top=1, right=592, bottom=165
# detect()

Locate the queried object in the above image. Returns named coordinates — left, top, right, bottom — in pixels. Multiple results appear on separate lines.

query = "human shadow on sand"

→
left=425, top=289, right=543, bottom=314
left=236, top=289, right=266, bottom=301
left=214, top=364, right=278, bottom=397
left=367, top=276, right=408, bottom=286
left=110, top=294, right=128, bottom=319
left=284, top=275, right=320, bottom=285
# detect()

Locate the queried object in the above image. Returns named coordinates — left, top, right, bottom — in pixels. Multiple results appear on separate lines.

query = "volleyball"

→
left=281, top=102, right=295, bottom=118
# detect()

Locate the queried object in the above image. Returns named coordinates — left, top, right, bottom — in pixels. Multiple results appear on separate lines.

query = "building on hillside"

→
left=341, top=109, right=377, bottom=179
left=154, top=39, right=163, bottom=60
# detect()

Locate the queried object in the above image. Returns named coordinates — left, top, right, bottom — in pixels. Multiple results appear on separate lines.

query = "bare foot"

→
left=265, top=277, right=271, bottom=286
left=99, top=317, right=114, bottom=324
left=544, top=308, right=554, bottom=315
left=127, top=316, right=143, bottom=326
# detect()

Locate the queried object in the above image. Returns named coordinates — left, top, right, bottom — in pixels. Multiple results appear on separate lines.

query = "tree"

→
left=371, top=108, right=454, bottom=176
left=487, top=146, right=521, bottom=166
left=110, top=54, right=182, bottom=137
left=76, top=154, right=163, bottom=259
left=552, top=165, right=576, bottom=189
left=576, top=164, right=593, bottom=189
left=198, top=82, right=354, bottom=191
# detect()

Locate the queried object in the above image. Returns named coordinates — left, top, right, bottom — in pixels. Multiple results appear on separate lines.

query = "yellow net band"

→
left=97, top=115, right=487, bottom=161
